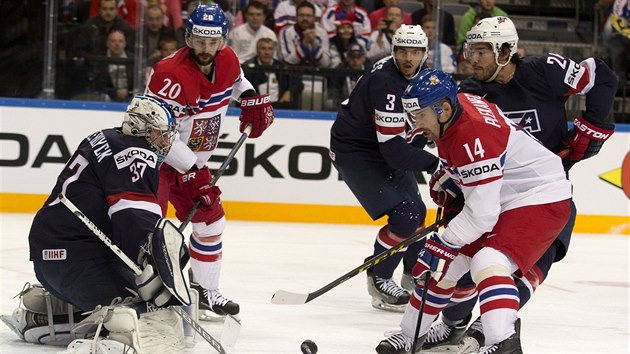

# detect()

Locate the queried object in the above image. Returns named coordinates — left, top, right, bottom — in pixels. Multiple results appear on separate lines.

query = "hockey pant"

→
left=157, top=164, right=227, bottom=291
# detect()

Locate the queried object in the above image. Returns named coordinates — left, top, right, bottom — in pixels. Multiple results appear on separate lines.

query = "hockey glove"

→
left=239, top=94, right=274, bottom=138
left=429, top=167, right=461, bottom=207
left=562, top=116, right=613, bottom=170
left=412, top=233, right=460, bottom=283
left=179, top=166, right=221, bottom=206
left=136, top=263, right=173, bottom=307
left=136, top=219, right=191, bottom=307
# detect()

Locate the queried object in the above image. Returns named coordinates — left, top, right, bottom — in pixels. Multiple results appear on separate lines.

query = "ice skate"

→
left=421, top=314, right=472, bottom=352
left=367, top=269, right=410, bottom=312
left=376, top=330, right=424, bottom=354
left=189, top=270, right=239, bottom=321
left=477, top=319, right=521, bottom=354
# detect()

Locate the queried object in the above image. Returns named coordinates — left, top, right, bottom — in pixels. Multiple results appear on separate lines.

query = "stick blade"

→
left=220, top=315, right=241, bottom=353
left=270, top=290, right=310, bottom=305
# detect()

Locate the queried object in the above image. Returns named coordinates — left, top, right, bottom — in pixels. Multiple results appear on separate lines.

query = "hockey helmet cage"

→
left=186, top=3, right=229, bottom=40
left=402, top=69, right=458, bottom=117
left=123, top=95, right=177, bottom=164
left=464, top=16, right=519, bottom=60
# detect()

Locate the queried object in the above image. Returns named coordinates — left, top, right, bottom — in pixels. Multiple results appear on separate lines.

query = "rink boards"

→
left=0, top=97, right=628, bottom=234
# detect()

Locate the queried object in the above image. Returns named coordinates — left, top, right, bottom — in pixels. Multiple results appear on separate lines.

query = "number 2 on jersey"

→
left=462, top=138, right=485, bottom=162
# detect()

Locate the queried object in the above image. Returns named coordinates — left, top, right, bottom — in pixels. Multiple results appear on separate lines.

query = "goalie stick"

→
left=179, top=125, right=252, bottom=232
left=59, top=194, right=239, bottom=354
left=271, top=216, right=447, bottom=305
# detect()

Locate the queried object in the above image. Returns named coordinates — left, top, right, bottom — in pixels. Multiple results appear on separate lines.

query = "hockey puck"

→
left=300, top=339, right=318, bottom=354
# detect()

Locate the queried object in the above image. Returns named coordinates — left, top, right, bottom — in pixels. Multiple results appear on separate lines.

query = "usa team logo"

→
left=188, top=114, right=221, bottom=151
left=504, top=109, right=541, bottom=134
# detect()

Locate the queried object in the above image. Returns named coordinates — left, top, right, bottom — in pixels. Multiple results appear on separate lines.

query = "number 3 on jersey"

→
left=462, top=138, right=485, bottom=162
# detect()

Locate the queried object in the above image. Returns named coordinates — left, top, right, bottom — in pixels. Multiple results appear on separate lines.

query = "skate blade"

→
left=199, top=310, right=241, bottom=322
left=370, top=299, right=406, bottom=313
left=422, top=337, right=480, bottom=354
left=0, top=314, right=25, bottom=340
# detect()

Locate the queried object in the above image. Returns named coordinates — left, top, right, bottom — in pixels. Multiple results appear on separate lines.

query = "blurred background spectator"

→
left=78, top=0, right=135, bottom=56
left=421, top=14, right=456, bottom=73
left=230, top=1, right=277, bottom=64
left=279, top=1, right=331, bottom=67
left=411, top=0, right=455, bottom=48
left=456, top=0, right=507, bottom=52
left=243, top=37, right=294, bottom=106
left=274, top=0, right=323, bottom=33
left=328, top=19, right=369, bottom=68
left=367, top=5, right=403, bottom=62
left=145, top=5, right=176, bottom=61
left=369, top=0, right=411, bottom=30
left=321, top=0, right=372, bottom=43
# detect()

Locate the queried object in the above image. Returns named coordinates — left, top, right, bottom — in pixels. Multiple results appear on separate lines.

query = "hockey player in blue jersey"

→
left=422, top=16, right=617, bottom=353
left=0, top=95, right=193, bottom=353
left=330, top=24, right=439, bottom=312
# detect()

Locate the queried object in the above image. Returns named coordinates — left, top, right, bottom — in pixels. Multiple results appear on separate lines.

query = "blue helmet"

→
left=186, top=3, right=229, bottom=40
left=402, top=69, right=458, bottom=116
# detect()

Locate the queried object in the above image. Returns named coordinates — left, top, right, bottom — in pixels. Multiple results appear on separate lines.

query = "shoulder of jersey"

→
left=153, top=47, right=193, bottom=73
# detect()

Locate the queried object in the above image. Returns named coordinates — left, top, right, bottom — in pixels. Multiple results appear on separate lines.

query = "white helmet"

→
left=391, top=24, right=429, bottom=71
left=122, top=95, right=177, bottom=164
left=465, top=16, right=519, bottom=60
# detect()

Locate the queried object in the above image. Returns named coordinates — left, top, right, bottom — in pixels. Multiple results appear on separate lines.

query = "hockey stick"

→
left=179, top=125, right=252, bottom=232
left=58, top=194, right=237, bottom=354
left=271, top=217, right=446, bottom=305
left=411, top=207, right=442, bottom=353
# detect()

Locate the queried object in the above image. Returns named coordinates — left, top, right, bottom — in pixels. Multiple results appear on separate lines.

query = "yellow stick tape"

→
left=2, top=193, right=628, bottom=235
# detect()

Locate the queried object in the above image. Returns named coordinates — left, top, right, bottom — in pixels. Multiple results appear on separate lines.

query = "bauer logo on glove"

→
left=239, top=94, right=274, bottom=139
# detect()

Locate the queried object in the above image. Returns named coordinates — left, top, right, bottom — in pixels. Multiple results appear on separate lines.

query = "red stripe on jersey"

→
left=189, top=248, right=222, bottom=262
left=480, top=298, right=519, bottom=314
left=107, top=192, right=157, bottom=206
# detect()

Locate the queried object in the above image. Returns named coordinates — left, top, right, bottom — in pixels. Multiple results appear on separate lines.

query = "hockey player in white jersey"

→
left=1, top=96, right=198, bottom=353
left=375, top=69, right=572, bottom=354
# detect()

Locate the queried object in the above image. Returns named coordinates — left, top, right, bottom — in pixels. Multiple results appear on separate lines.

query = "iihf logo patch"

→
left=42, top=249, right=67, bottom=260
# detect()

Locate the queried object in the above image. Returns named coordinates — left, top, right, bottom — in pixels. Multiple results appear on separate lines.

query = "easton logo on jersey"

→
left=504, top=109, right=542, bottom=133
left=114, top=147, right=157, bottom=169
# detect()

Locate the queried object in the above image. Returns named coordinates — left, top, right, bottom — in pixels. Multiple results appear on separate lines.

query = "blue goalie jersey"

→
left=330, top=56, right=438, bottom=172
left=29, top=128, right=163, bottom=263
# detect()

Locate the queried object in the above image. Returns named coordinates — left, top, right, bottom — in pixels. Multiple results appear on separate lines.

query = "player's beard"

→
left=190, top=48, right=216, bottom=67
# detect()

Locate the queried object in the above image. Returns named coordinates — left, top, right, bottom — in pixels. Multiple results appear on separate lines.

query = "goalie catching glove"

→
left=136, top=219, right=191, bottom=307
left=562, top=116, right=613, bottom=170
left=239, top=94, right=274, bottom=138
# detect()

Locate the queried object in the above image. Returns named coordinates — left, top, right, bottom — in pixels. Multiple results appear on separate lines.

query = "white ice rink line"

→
left=1, top=213, right=628, bottom=353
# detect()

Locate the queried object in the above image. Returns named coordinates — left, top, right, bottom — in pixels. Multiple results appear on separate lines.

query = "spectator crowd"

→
left=3, top=0, right=628, bottom=110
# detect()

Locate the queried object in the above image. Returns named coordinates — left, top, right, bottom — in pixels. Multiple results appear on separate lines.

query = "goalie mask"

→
left=122, top=95, right=177, bottom=165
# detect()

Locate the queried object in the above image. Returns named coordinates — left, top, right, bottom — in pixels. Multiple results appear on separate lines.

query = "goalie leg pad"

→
left=104, top=307, right=142, bottom=352
left=149, top=219, right=191, bottom=306
left=139, top=307, right=186, bottom=352
left=0, top=283, right=87, bottom=346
